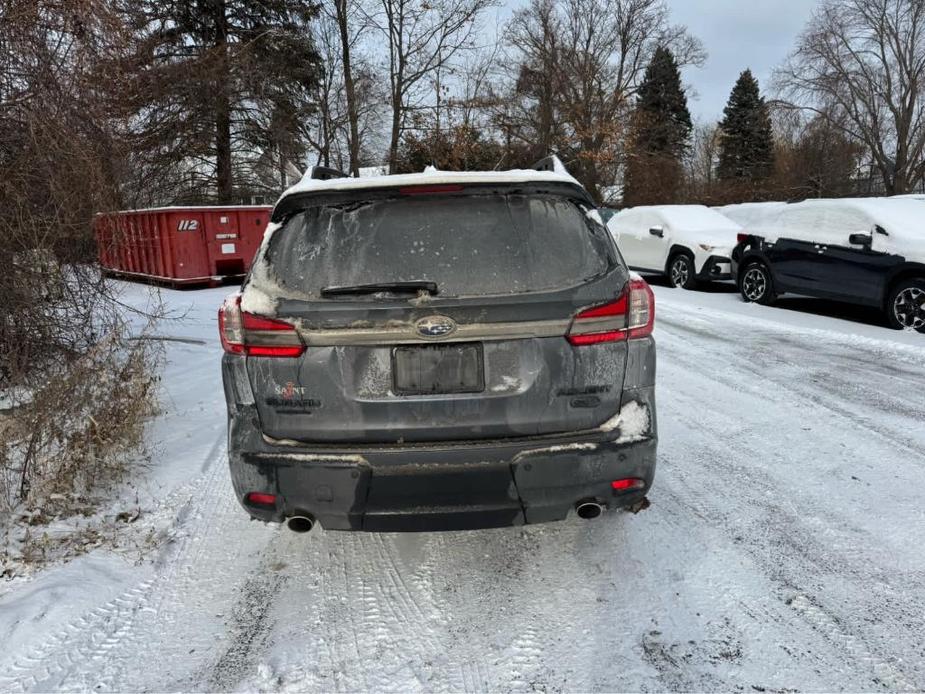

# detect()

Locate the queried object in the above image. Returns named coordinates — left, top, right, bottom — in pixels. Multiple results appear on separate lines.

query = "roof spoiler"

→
left=308, top=165, right=350, bottom=181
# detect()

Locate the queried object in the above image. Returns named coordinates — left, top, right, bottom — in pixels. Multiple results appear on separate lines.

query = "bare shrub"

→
left=0, top=0, right=164, bottom=528
left=0, top=319, right=162, bottom=514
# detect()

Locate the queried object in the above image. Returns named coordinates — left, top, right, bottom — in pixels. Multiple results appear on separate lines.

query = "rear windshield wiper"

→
left=320, top=281, right=439, bottom=297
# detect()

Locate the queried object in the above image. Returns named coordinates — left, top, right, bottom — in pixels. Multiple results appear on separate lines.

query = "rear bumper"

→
left=227, top=393, right=658, bottom=532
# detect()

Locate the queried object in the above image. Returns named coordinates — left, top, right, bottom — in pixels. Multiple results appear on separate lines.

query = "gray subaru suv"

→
left=219, top=160, right=657, bottom=532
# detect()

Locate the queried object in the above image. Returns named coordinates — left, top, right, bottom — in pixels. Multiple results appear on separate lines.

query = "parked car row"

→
left=607, top=198, right=925, bottom=333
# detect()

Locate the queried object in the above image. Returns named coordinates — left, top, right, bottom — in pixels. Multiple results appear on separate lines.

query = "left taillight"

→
left=218, top=294, right=305, bottom=358
left=567, top=277, right=655, bottom=345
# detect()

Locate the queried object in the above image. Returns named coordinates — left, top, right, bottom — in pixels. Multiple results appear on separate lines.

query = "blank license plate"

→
left=392, top=344, right=484, bottom=395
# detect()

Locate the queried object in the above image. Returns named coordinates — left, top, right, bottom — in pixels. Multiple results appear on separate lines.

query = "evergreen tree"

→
left=717, top=69, right=775, bottom=183
left=623, top=47, right=692, bottom=206
left=123, top=0, right=322, bottom=203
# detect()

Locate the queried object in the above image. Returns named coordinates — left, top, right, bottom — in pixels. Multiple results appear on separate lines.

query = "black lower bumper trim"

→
left=364, top=505, right=524, bottom=531
left=230, top=434, right=657, bottom=532
left=697, top=254, right=733, bottom=281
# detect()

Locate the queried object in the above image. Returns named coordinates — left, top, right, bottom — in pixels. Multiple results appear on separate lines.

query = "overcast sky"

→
left=668, top=0, right=821, bottom=122
left=494, top=0, right=822, bottom=124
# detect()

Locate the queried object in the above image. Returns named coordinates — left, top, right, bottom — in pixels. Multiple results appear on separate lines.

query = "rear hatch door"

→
left=245, top=183, right=631, bottom=444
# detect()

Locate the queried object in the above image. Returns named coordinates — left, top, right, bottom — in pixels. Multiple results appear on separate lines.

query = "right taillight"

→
left=737, top=233, right=749, bottom=243
left=218, top=293, right=305, bottom=357
left=567, top=277, right=655, bottom=345
left=626, top=277, right=655, bottom=339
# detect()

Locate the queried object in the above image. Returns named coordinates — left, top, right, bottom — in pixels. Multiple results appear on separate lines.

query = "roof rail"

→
left=310, top=165, right=350, bottom=181
left=532, top=155, right=561, bottom=172
left=532, top=155, right=574, bottom=177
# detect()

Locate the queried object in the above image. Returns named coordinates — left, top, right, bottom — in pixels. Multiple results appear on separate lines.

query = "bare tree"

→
left=776, top=0, right=925, bottom=194
left=685, top=122, right=721, bottom=194
left=502, top=0, right=563, bottom=158
left=452, top=44, right=503, bottom=131
left=334, top=0, right=364, bottom=175
left=371, top=0, right=497, bottom=173
left=310, top=8, right=351, bottom=170
left=0, top=0, right=162, bottom=519
left=500, top=0, right=704, bottom=200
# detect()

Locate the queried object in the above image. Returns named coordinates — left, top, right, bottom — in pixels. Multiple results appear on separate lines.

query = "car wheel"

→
left=668, top=253, right=697, bottom=289
left=739, top=262, right=776, bottom=305
left=887, top=278, right=925, bottom=332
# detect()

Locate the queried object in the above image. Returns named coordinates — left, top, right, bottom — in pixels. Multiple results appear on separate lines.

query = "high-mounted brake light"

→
left=218, top=294, right=305, bottom=357
left=567, top=277, right=655, bottom=345
left=398, top=184, right=465, bottom=195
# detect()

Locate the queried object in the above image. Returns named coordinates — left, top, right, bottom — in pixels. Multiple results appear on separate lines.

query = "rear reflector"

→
left=567, top=330, right=625, bottom=346
left=245, top=492, right=277, bottom=507
left=219, top=293, right=305, bottom=357
left=242, top=312, right=300, bottom=331
left=611, top=478, right=645, bottom=491
left=567, top=277, right=655, bottom=345
left=245, top=345, right=305, bottom=358
left=574, top=295, right=627, bottom=318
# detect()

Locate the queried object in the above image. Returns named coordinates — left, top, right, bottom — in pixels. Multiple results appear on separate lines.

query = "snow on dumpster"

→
left=95, top=206, right=272, bottom=287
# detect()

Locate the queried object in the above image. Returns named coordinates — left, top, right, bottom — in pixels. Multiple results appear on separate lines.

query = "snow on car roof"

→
left=617, top=204, right=741, bottom=231
left=756, top=197, right=925, bottom=238
left=718, top=202, right=787, bottom=227
left=841, top=198, right=925, bottom=237
left=741, top=197, right=925, bottom=260
left=278, top=164, right=585, bottom=201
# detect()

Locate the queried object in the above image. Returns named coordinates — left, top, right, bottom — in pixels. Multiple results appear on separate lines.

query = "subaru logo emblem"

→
left=415, top=315, right=457, bottom=339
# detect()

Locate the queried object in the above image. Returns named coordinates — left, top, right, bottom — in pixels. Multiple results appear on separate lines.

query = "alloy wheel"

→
left=893, top=287, right=925, bottom=330
left=670, top=257, right=690, bottom=288
left=742, top=267, right=767, bottom=302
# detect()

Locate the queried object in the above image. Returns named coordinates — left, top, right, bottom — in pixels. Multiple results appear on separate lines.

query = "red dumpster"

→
left=95, top=205, right=272, bottom=287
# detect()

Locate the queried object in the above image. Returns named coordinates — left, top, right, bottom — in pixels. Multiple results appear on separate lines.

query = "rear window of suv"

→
left=265, top=193, right=614, bottom=298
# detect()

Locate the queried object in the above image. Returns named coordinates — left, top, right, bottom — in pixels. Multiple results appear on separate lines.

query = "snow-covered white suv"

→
left=607, top=205, right=742, bottom=288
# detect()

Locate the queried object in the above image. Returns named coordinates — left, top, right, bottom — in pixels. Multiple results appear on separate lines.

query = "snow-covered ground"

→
left=2, top=279, right=924, bottom=692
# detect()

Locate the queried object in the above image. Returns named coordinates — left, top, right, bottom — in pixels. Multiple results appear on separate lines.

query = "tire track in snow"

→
left=507, top=622, right=544, bottom=693
left=0, top=431, right=239, bottom=692
left=206, top=561, right=288, bottom=691
left=788, top=593, right=920, bottom=692
left=655, top=322, right=925, bottom=689
left=657, top=313, right=925, bottom=466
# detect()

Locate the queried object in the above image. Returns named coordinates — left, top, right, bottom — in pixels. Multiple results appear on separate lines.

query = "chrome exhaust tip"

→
left=286, top=515, right=315, bottom=533
left=575, top=500, right=604, bottom=520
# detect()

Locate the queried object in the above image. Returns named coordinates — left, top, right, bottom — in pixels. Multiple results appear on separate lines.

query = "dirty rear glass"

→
left=266, top=193, right=613, bottom=298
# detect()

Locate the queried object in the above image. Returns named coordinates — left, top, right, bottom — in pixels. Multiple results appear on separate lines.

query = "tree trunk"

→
left=214, top=0, right=233, bottom=203
left=279, top=144, right=287, bottom=191
left=388, top=100, right=401, bottom=173
left=335, top=0, right=361, bottom=176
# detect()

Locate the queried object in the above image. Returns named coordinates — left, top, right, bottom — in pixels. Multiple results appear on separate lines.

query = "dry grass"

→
left=0, top=310, right=165, bottom=576
left=0, top=325, right=162, bottom=512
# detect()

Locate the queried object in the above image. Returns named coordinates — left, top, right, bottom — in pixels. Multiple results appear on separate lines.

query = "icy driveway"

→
left=1, top=281, right=924, bottom=692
